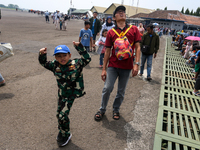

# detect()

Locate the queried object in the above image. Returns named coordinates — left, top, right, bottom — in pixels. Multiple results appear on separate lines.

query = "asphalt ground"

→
left=0, top=8, right=166, bottom=150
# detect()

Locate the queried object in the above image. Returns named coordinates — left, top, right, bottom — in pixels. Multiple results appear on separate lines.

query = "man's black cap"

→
left=113, top=5, right=126, bottom=17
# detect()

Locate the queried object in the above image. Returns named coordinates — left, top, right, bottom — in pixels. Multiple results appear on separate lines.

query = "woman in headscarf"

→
left=100, top=16, right=115, bottom=35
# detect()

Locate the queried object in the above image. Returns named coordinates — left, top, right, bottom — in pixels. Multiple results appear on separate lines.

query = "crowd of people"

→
left=170, top=32, right=200, bottom=96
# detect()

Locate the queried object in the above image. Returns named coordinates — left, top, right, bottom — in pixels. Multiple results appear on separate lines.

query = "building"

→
left=90, top=6, right=107, bottom=19
left=70, top=9, right=89, bottom=16
left=130, top=10, right=200, bottom=31
left=103, top=3, right=154, bottom=18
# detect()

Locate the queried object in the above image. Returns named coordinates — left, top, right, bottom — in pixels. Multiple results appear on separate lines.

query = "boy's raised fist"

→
left=40, top=47, right=47, bottom=55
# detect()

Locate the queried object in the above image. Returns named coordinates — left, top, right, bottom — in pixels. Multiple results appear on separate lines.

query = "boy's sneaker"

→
left=56, top=132, right=62, bottom=142
left=57, top=134, right=72, bottom=147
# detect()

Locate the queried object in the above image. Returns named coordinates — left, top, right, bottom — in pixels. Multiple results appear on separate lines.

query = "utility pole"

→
left=136, top=0, right=139, bottom=14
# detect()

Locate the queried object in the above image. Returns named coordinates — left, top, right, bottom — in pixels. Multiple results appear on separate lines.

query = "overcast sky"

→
left=0, top=0, right=198, bottom=14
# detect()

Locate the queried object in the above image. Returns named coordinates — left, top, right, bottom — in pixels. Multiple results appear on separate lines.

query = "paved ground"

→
left=0, top=8, right=166, bottom=150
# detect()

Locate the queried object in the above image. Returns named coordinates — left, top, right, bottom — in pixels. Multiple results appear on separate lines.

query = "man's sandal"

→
left=94, top=111, right=105, bottom=121
left=113, top=112, right=120, bottom=120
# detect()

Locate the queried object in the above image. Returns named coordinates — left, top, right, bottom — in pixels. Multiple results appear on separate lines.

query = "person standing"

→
left=139, top=24, right=160, bottom=81
left=79, top=21, right=93, bottom=52
left=137, top=23, right=145, bottom=37
left=55, top=10, right=61, bottom=29
left=94, top=5, right=141, bottom=121
left=45, top=10, right=49, bottom=23
left=63, top=14, right=68, bottom=30
left=100, top=16, right=115, bottom=35
left=89, top=12, right=101, bottom=51
left=83, top=14, right=89, bottom=21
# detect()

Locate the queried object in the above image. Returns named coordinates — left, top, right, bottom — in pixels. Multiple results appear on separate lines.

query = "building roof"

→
left=104, top=3, right=154, bottom=17
left=130, top=13, right=149, bottom=18
left=131, top=10, right=200, bottom=26
left=90, top=6, right=107, bottom=13
left=71, top=9, right=89, bottom=14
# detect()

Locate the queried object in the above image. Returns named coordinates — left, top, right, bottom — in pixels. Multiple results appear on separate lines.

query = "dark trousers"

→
left=195, top=74, right=200, bottom=90
left=45, top=16, right=49, bottom=22
left=56, top=96, right=75, bottom=137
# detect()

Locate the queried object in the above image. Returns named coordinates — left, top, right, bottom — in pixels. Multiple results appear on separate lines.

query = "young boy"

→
left=79, top=21, right=93, bottom=52
left=38, top=42, right=91, bottom=147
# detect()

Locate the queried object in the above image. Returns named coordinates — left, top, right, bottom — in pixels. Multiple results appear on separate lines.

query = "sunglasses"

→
left=116, top=10, right=125, bottom=14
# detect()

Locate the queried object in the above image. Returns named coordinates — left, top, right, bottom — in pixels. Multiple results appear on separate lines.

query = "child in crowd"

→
left=171, top=34, right=176, bottom=47
left=79, top=21, right=93, bottom=52
left=38, top=42, right=91, bottom=147
left=59, top=17, right=63, bottom=30
left=95, top=29, right=108, bottom=67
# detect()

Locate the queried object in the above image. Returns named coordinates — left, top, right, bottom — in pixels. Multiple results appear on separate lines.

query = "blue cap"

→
left=53, top=45, right=70, bottom=55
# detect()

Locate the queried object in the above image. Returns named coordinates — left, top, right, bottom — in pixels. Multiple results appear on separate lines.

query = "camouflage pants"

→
left=56, top=96, right=74, bottom=137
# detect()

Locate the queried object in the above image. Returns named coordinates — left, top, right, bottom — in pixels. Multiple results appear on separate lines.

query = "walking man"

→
left=94, top=5, right=141, bottom=121
left=55, top=10, right=61, bottom=29
left=89, top=12, right=101, bottom=51
left=45, top=10, right=49, bottom=23
left=139, top=24, right=159, bottom=81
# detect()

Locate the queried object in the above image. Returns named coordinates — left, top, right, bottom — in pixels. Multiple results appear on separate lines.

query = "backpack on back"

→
left=112, top=25, right=133, bottom=60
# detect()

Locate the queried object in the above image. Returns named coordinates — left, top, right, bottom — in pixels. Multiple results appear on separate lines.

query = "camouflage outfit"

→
left=39, top=43, right=91, bottom=137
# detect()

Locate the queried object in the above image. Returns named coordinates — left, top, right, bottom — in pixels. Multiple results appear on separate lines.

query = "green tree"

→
left=190, top=10, right=194, bottom=15
left=185, top=8, right=190, bottom=14
left=164, top=7, right=167, bottom=10
left=14, top=5, right=19, bottom=8
left=156, top=8, right=161, bottom=11
left=8, top=4, right=15, bottom=8
left=0, top=4, right=7, bottom=8
left=196, top=7, right=200, bottom=16
left=181, top=7, right=184, bottom=13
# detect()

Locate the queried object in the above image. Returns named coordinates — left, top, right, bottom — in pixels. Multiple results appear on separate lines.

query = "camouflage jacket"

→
left=39, top=43, right=91, bottom=100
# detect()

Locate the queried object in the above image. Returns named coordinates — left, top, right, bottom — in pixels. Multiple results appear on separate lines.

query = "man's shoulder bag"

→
left=141, top=35, right=153, bottom=55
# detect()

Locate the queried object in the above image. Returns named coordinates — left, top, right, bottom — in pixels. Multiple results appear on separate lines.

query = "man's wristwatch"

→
left=135, top=62, right=140, bottom=66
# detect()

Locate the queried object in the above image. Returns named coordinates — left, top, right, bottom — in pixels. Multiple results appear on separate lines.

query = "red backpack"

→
left=112, top=25, right=134, bottom=60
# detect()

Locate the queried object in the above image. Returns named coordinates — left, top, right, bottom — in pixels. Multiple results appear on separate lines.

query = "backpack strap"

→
left=112, top=25, right=134, bottom=46
left=112, top=28, right=120, bottom=37
left=124, top=25, right=132, bottom=36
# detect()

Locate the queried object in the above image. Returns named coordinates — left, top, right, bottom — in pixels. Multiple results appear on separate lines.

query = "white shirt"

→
left=100, top=23, right=115, bottom=35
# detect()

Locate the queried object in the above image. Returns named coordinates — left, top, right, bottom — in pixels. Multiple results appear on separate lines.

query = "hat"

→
left=53, top=45, right=70, bottom=56
left=113, top=5, right=126, bottom=17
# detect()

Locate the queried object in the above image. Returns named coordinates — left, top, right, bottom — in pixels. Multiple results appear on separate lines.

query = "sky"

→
left=0, top=0, right=198, bottom=14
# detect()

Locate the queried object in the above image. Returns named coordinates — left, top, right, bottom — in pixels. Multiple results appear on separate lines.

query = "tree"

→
left=156, top=8, right=161, bottom=11
left=164, top=7, right=167, bottom=10
left=8, top=4, right=15, bottom=8
left=196, top=7, right=200, bottom=16
left=0, top=4, right=7, bottom=8
left=185, top=8, right=190, bottom=14
left=14, top=5, right=19, bottom=8
left=181, top=7, right=184, bottom=14
left=190, top=10, right=194, bottom=15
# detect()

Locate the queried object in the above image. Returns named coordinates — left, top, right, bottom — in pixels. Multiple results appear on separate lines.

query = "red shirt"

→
left=105, top=24, right=141, bottom=69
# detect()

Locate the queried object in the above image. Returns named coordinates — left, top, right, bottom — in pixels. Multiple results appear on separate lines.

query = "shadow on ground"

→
left=0, top=93, right=15, bottom=101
